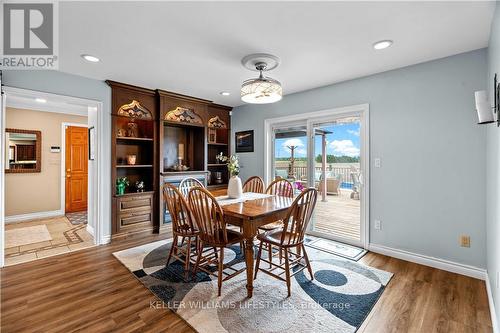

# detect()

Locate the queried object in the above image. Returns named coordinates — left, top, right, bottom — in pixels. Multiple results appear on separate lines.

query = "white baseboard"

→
left=368, top=243, right=486, bottom=280
left=101, top=234, right=111, bottom=245
left=5, top=210, right=64, bottom=223
left=486, top=273, right=499, bottom=333
left=86, top=224, right=95, bottom=237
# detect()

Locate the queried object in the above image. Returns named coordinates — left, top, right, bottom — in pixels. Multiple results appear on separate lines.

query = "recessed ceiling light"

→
left=35, top=98, right=47, bottom=103
left=220, top=91, right=230, bottom=96
left=373, top=40, right=393, bottom=50
left=81, top=54, right=100, bottom=63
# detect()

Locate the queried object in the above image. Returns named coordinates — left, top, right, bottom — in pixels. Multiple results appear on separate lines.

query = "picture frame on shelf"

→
left=208, top=128, right=217, bottom=143
left=235, top=130, right=254, bottom=152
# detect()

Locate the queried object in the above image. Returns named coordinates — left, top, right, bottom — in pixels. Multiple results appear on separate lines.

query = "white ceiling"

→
left=59, top=1, right=496, bottom=106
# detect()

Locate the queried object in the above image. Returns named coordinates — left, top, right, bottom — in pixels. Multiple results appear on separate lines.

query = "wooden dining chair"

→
left=179, top=177, right=204, bottom=197
left=242, top=176, right=265, bottom=193
left=254, top=188, right=318, bottom=297
left=188, top=187, right=246, bottom=296
left=163, top=183, right=199, bottom=279
left=266, top=178, right=294, bottom=198
left=259, top=177, right=295, bottom=265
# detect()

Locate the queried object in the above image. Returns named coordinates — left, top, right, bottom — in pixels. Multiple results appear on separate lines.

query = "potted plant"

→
left=116, top=177, right=129, bottom=196
left=216, top=153, right=242, bottom=199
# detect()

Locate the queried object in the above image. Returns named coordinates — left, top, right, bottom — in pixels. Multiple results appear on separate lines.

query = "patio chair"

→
left=317, top=173, right=342, bottom=196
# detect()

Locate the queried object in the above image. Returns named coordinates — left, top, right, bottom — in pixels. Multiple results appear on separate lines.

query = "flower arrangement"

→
left=216, top=153, right=239, bottom=177
left=295, top=181, right=305, bottom=191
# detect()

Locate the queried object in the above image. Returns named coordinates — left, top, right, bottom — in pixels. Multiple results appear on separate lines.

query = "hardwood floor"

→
left=1, top=233, right=492, bottom=333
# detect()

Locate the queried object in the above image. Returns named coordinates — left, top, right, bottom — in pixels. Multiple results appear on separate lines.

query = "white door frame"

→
left=0, top=81, right=5, bottom=267
left=264, top=103, right=370, bottom=249
left=1, top=87, right=106, bottom=267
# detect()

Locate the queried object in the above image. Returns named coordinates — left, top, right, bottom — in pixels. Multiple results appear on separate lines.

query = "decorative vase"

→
left=117, top=183, right=126, bottom=196
left=127, top=155, right=137, bottom=165
left=227, top=175, right=243, bottom=199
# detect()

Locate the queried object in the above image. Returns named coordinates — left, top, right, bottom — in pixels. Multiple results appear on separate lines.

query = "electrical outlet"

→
left=374, top=158, right=381, bottom=168
left=374, top=220, right=382, bottom=230
left=460, top=235, right=470, bottom=248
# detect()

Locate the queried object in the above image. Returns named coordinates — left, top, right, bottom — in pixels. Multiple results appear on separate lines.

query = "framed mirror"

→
left=5, top=128, right=41, bottom=173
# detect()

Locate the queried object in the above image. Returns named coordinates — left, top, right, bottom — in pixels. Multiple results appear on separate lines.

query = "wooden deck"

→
left=309, top=189, right=361, bottom=241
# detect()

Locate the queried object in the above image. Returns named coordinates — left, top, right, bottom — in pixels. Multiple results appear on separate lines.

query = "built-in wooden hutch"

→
left=107, top=81, right=232, bottom=239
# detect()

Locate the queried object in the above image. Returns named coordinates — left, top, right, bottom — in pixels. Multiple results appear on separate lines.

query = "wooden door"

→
left=65, top=126, right=88, bottom=213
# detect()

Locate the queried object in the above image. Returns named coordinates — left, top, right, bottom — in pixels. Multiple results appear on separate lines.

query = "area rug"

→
left=66, top=211, right=87, bottom=225
left=113, top=239, right=393, bottom=333
left=5, top=225, right=52, bottom=248
left=305, top=237, right=367, bottom=261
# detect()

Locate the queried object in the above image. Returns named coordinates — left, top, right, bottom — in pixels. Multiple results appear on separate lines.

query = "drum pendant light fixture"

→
left=241, top=53, right=282, bottom=104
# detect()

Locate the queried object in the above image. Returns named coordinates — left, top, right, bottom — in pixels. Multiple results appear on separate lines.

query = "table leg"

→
left=244, top=236, right=255, bottom=298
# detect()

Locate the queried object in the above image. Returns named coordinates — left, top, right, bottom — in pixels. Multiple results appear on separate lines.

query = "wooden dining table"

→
left=212, top=189, right=294, bottom=298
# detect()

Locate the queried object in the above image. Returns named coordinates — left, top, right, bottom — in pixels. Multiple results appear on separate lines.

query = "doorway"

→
left=265, top=104, right=369, bottom=248
left=307, top=117, right=362, bottom=246
left=64, top=125, right=88, bottom=214
left=0, top=86, right=106, bottom=267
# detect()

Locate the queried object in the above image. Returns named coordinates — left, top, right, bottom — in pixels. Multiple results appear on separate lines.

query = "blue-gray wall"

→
left=3, top=70, right=112, bottom=236
left=233, top=49, right=487, bottom=268
left=487, top=3, right=500, bottom=325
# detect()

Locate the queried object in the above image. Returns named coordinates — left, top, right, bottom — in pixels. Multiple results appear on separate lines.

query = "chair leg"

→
left=184, top=237, right=192, bottom=280
left=284, top=248, right=292, bottom=298
left=302, top=244, right=314, bottom=280
left=213, top=247, right=218, bottom=260
left=166, top=235, right=177, bottom=267
left=193, top=240, right=203, bottom=277
left=268, top=243, right=273, bottom=268
left=296, top=244, right=301, bottom=259
left=217, top=247, right=224, bottom=297
left=254, top=241, right=264, bottom=280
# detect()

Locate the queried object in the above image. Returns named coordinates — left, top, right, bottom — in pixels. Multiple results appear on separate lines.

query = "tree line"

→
left=275, top=155, right=360, bottom=163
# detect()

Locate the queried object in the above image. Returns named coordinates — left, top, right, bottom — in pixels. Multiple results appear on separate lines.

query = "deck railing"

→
left=275, top=165, right=355, bottom=183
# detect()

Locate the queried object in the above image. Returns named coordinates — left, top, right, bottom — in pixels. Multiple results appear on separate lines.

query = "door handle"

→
left=66, top=174, right=71, bottom=178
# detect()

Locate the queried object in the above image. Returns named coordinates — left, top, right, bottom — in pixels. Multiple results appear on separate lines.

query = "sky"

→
left=274, top=121, right=360, bottom=158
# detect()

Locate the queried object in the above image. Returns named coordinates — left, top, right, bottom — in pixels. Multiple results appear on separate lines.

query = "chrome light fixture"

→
left=241, top=53, right=282, bottom=104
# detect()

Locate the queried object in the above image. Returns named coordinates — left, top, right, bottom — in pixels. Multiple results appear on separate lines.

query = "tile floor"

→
left=4, top=215, right=95, bottom=266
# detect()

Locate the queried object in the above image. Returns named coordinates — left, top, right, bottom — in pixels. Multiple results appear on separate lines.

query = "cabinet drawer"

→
left=119, top=210, right=152, bottom=226
left=118, top=194, right=153, bottom=212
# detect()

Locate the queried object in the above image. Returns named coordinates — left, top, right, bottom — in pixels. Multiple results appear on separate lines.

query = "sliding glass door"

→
left=307, top=116, right=363, bottom=247
left=268, top=111, right=366, bottom=248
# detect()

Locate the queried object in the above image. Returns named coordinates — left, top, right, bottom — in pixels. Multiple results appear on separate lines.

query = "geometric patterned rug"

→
left=113, top=239, right=393, bottom=333
left=66, top=211, right=87, bottom=225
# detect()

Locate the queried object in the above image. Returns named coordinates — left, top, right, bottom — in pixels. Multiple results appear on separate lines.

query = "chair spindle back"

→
left=242, top=176, right=265, bottom=193
left=281, top=188, right=318, bottom=246
left=188, top=187, right=227, bottom=245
